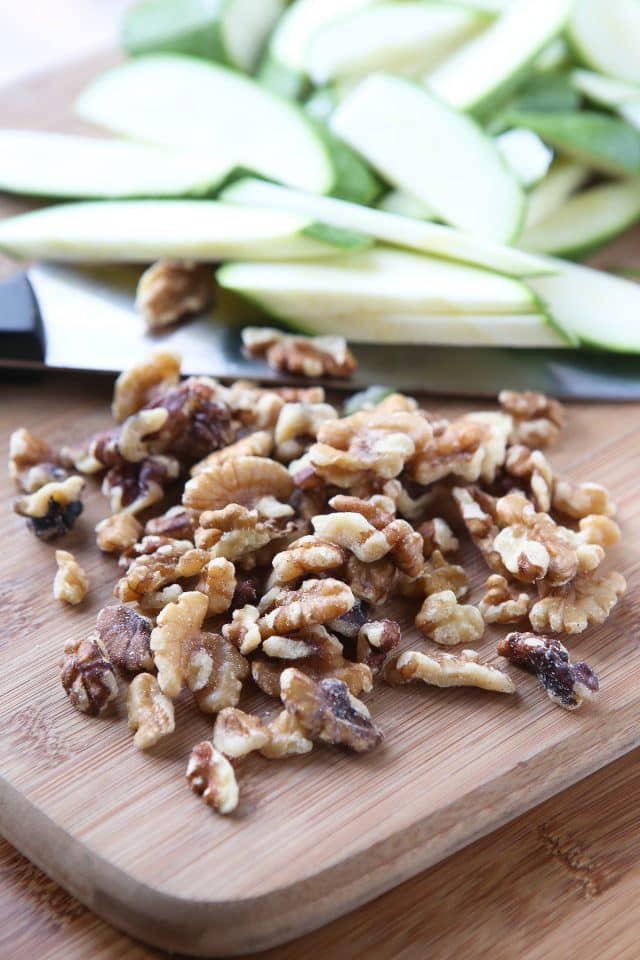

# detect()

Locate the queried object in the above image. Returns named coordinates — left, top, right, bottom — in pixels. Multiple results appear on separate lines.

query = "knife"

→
left=1, top=262, right=639, bottom=399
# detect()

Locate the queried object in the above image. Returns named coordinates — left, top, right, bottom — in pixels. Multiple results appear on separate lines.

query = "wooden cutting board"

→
left=1, top=57, right=640, bottom=959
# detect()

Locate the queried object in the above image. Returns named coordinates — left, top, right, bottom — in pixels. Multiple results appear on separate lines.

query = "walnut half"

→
left=127, top=673, right=175, bottom=749
left=60, top=634, right=118, bottom=715
left=186, top=741, right=238, bottom=814
left=385, top=649, right=515, bottom=694
left=53, top=550, right=89, bottom=605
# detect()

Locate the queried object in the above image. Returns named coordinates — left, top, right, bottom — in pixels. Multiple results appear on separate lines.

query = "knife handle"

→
left=0, top=272, right=45, bottom=364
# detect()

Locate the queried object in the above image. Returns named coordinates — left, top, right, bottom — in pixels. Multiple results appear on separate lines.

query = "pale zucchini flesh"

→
left=220, top=176, right=552, bottom=277
left=306, top=2, right=485, bottom=86
left=496, top=128, right=553, bottom=188
left=531, top=259, right=640, bottom=352
left=569, top=0, right=640, bottom=86
left=426, top=0, right=574, bottom=116
left=330, top=73, right=525, bottom=243
left=75, top=55, right=336, bottom=194
left=571, top=69, right=640, bottom=132
left=0, top=130, right=231, bottom=199
left=216, top=247, right=538, bottom=315
left=376, top=189, right=437, bottom=220
left=524, top=160, right=591, bottom=228
left=519, top=179, right=640, bottom=257
left=0, top=201, right=368, bottom=263
left=122, top=0, right=285, bottom=71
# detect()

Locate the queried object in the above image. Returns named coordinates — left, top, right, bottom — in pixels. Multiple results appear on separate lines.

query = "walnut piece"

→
left=115, top=539, right=209, bottom=603
left=190, top=631, right=249, bottom=714
left=415, top=590, right=484, bottom=646
left=127, top=673, right=175, bottom=749
left=111, top=350, right=181, bottom=422
left=96, top=604, right=154, bottom=673
left=252, top=655, right=372, bottom=699
left=184, top=456, right=293, bottom=514
left=356, top=619, right=401, bottom=673
left=145, top=505, right=196, bottom=540
left=271, top=535, right=346, bottom=584
left=479, top=574, right=532, bottom=624
left=213, top=707, right=270, bottom=758
left=186, top=741, right=238, bottom=814
left=150, top=590, right=209, bottom=697
left=258, top=578, right=355, bottom=636
left=504, top=445, right=554, bottom=513
left=242, top=326, right=357, bottom=378
left=418, top=517, right=459, bottom=558
left=280, top=668, right=382, bottom=752
left=95, top=513, right=142, bottom=554
left=408, top=413, right=511, bottom=486
left=262, top=624, right=344, bottom=662
left=260, top=709, right=313, bottom=759
left=102, top=454, right=180, bottom=516
left=223, top=604, right=262, bottom=654
left=60, top=634, right=118, bottom=715
left=385, top=649, right=515, bottom=694
left=14, top=475, right=84, bottom=541
left=136, top=260, right=214, bottom=330
left=499, top=389, right=565, bottom=448
left=191, top=430, right=274, bottom=475
left=553, top=479, right=616, bottom=520
left=197, top=557, right=237, bottom=615
left=312, top=511, right=423, bottom=576
left=529, top=571, right=626, bottom=634
left=497, top=632, right=598, bottom=710
left=53, top=550, right=89, bottom=605
left=8, top=427, right=66, bottom=492
left=401, top=550, right=468, bottom=601
left=195, top=503, right=293, bottom=566
left=274, top=402, right=338, bottom=462
left=344, top=555, right=396, bottom=606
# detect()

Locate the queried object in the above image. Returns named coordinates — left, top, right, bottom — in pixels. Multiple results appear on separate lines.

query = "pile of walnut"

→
left=9, top=342, right=627, bottom=816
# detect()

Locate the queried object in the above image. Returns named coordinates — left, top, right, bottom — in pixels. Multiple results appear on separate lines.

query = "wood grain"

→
left=1, top=58, right=640, bottom=958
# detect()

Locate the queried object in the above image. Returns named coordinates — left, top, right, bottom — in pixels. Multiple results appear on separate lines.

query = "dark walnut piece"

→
left=280, top=667, right=382, bottom=752
left=59, top=634, right=118, bottom=716
left=14, top=476, right=84, bottom=541
left=95, top=604, right=154, bottom=673
left=497, top=631, right=599, bottom=710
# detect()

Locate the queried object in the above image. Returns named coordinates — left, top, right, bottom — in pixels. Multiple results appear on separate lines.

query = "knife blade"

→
left=1, top=262, right=639, bottom=399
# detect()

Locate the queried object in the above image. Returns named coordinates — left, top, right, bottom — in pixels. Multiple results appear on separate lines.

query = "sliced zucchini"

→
left=306, top=2, right=485, bottom=86
left=0, top=130, right=231, bottom=199
left=569, top=0, right=640, bottom=85
left=275, top=309, right=569, bottom=347
left=376, top=189, right=437, bottom=220
left=524, top=160, right=591, bottom=228
left=504, top=110, right=640, bottom=176
left=330, top=73, right=525, bottom=243
left=75, top=55, right=336, bottom=194
left=217, top=247, right=538, bottom=316
left=0, top=201, right=370, bottom=263
left=426, top=0, right=574, bottom=116
left=258, top=0, right=376, bottom=98
left=221, top=177, right=552, bottom=276
left=571, top=69, right=640, bottom=131
left=519, top=179, right=640, bottom=257
left=122, top=0, right=285, bottom=72
left=506, top=72, right=582, bottom=115
left=534, top=37, right=571, bottom=73
left=496, top=128, right=553, bottom=188
left=531, top=259, right=640, bottom=352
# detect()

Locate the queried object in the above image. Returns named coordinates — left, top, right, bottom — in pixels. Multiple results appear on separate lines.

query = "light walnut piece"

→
left=252, top=655, right=373, bottom=699
left=223, top=604, right=262, bottom=654
left=127, top=673, right=175, bottom=749
left=312, top=512, right=390, bottom=563
left=53, top=550, right=89, bottom=605
left=258, top=578, right=355, bottom=637
left=8, top=427, right=66, bottom=492
left=115, top=539, right=209, bottom=603
left=213, top=707, right=270, bottom=758
left=385, top=649, right=515, bottom=694
left=308, top=394, right=433, bottom=487
left=95, top=513, right=142, bottom=554
left=116, top=409, right=169, bottom=463
left=224, top=380, right=286, bottom=430
left=572, top=515, right=621, bottom=549
left=150, top=590, right=209, bottom=697
left=191, top=632, right=249, bottom=714
left=60, top=634, right=118, bottom=715
left=497, top=632, right=598, bottom=710
left=418, top=518, right=459, bottom=558
left=383, top=477, right=439, bottom=521
left=112, top=350, right=181, bottom=422
left=197, top=557, right=237, bottom=615
left=270, top=535, right=346, bottom=584
left=186, top=741, right=238, bottom=814
left=345, top=555, right=396, bottom=606
left=145, top=506, right=196, bottom=540
left=195, top=503, right=292, bottom=567
left=504, top=445, right=554, bottom=513
left=479, top=574, right=532, bottom=624
left=96, top=604, right=154, bottom=673
left=400, top=550, right=468, bottom=601
left=408, top=413, right=510, bottom=486
left=280, top=668, right=382, bottom=753
left=103, top=454, right=181, bottom=517
left=415, top=590, right=484, bottom=646
left=328, top=493, right=396, bottom=529
left=553, top=479, right=616, bottom=519
left=190, top=431, right=274, bottom=475
left=452, top=486, right=501, bottom=572
left=529, top=570, right=626, bottom=634
left=242, top=326, right=357, bottom=379
left=184, top=456, right=293, bottom=514
left=274, top=402, right=338, bottom=462
left=260, top=710, right=313, bottom=759
left=499, top=389, right=565, bottom=448
left=356, top=619, right=401, bottom=674
left=136, top=260, right=214, bottom=330
left=382, top=519, right=425, bottom=577
left=138, top=583, right=184, bottom=613
left=263, top=624, right=343, bottom=662
left=14, top=475, right=84, bottom=541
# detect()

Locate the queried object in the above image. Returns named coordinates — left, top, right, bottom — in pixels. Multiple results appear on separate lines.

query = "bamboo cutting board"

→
left=1, top=57, right=640, bottom=958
